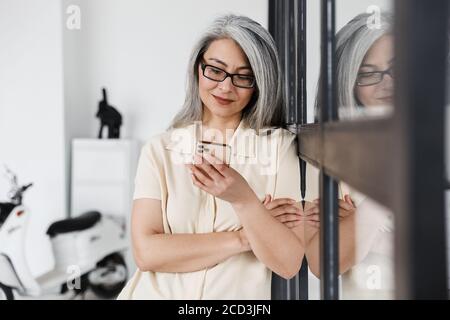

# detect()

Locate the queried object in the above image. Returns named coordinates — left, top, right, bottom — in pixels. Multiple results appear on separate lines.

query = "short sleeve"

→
left=272, top=130, right=302, bottom=202
left=133, top=141, right=162, bottom=200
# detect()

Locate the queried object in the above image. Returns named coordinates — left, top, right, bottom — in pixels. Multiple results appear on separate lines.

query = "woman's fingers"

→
left=338, top=196, right=356, bottom=218
left=185, top=162, right=212, bottom=186
left=202, top=152, right=230, bottom=177
left=307, top=220, right=320, bottom=229
left=193, top=154, right=224, bottom=181
left=191, top=166, right=210, bottom=182
left=339, top=199, right=354, bottom=210
left=265, top=197, right=297, bottom=210
left=344, top=194, right=356, bottom=207
left=190, top=165, right=214, bottom=187
left=271, top=204, right=301, bottom=217
left=262, top=194, right=271, bottom=205
left=312, top=197, right=355, bottom=209
left=304, top=205, right=319, bottom=216
left=275, top=213, right=302, bottom=223
left=284, top=220, right=303, bottom=229
left=191, top=171, right=207, bottom=190
left=302, top=214, right=320, bottom=222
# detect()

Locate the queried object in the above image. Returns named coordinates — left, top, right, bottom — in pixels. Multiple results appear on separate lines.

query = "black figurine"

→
left=96, top=88, right=122, bottom=139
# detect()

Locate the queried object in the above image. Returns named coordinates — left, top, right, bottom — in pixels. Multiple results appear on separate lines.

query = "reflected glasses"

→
left=200, top=62, right=256, bottom=89
left=356, top=67, right=394, bottom=86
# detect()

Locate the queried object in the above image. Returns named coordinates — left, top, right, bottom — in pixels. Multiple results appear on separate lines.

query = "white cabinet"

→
left=71, top=139, right=140, bottom=273
left=71, top=139, right=139, bottom=220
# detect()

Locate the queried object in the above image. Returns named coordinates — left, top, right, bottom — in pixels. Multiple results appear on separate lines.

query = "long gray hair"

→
left=167, top=14, right=286, bottom=132
left=315, top=12, right=393, bottom=120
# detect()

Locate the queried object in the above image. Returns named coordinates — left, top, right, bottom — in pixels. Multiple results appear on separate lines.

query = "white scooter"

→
left=0, top=167, right=129, bottom=300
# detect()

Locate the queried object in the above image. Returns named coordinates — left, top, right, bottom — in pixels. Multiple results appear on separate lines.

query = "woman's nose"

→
left=217, top=76, right=233, bottom=92
left=381, top=74, right=394, bottom=90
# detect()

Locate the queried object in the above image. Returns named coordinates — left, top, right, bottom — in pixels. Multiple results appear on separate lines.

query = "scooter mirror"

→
left=3, top=165, right=18, bottom=188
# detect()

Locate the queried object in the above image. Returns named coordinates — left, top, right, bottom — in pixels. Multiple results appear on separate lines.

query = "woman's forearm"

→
left=304, top=215, right=356, bottom=277
left=231, top=193, right=304, bottom=279
left=134, top=231, right=249, bottom=273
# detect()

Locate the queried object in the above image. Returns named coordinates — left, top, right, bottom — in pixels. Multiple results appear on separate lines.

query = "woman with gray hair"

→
left=307, top=12, right=395, bottom=296
left=117, top=14, right=318, bottom=300
left=315, top=12, right=394, bottom=120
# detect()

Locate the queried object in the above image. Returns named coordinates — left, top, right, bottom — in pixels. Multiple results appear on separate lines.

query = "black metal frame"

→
left=270, top=0, right=309, bottom=301
left=269, top=0, right=449, bottom=299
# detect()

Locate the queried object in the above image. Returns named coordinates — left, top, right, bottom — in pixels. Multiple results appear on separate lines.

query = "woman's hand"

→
left=185, top=153, right=256, bottom=205
left=302, top=201, right=321, bottom=229
left=308, top=194, right=356, bottom=228
left=261, top=194, right=303, bottom=229
left=237, top=194, right=304, bottom=251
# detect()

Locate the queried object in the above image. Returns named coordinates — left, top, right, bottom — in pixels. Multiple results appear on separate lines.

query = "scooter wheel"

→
left=88, top=253, right=128, bottom=299
left=0, top=283, right=14, bottom=300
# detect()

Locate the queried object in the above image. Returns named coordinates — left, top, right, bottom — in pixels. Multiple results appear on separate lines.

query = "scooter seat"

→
left=46, top=211, right=101, bottom=238
left=0, top=202, right=16, bottom=225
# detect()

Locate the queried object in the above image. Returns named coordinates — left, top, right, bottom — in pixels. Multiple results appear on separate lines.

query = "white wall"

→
left=0, top=0, right=66, bottom=277
left=62, top=0, right=268, bottom=143
left=0, top=0, right=267, bottom=279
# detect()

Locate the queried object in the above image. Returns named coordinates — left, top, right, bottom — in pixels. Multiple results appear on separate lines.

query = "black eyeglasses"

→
left=356, top=67, right=395, bottom=86
left=200, top=62, right=256, bottom=89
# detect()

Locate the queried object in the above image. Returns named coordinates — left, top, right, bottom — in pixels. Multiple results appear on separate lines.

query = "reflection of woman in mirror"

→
left=339, top=12, right=395, bottom=296
left=307, top=13, right=395, bottom=295
left=117, top=14, right=315, bottom=300
left=316, top=12, right=394, bottom=120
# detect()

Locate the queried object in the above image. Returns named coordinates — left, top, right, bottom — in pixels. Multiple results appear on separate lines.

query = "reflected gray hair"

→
left=315, top=12, right=393, bottom=120
left=167, top=14, right=286, bottom=132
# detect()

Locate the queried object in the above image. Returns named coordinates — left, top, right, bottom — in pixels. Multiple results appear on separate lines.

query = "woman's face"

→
left=355, top=34, right=394, bottom=108
left=198, top=38, right=255, bottom=120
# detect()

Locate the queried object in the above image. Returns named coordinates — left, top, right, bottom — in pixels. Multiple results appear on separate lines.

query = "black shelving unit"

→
left=269, top=0, right=449, bottom=300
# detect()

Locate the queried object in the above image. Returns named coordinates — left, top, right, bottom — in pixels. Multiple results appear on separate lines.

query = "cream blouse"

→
left=117, top=119, right=316, bottom=300
left=117, top=118, right=374, bottom=300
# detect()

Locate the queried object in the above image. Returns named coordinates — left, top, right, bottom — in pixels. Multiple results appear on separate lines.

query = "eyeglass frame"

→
left=199, top=62, right=256, bottom=89
left=356, top=67, right=394, bottom=87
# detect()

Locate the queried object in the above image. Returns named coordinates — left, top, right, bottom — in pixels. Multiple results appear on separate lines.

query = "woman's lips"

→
left=377, top=96, right=393, bottom=103
left=212, top=94, right=233, bottom=105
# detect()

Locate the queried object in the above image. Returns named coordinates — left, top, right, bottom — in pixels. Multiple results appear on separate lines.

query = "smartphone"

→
left=195, top=140, right=231, bottom=165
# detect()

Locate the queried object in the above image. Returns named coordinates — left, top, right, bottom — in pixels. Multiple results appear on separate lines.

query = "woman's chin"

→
left=208, top=103, right=237, bottom=116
